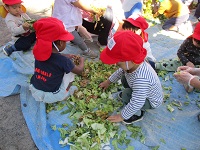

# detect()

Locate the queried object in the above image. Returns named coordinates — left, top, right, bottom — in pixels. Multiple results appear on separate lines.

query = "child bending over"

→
left=52, top=0, right=99, bottom=59
left=99, top=30, right=163, bottom=124
left=2, top=0, right=36, bottom=56
left=155, top=22, right=200, bottom=72
left=29, top=17, right=84, bottom=103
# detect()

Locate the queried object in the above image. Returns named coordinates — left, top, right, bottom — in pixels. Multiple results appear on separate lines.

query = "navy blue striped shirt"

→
left=109, top=61, right=163, bottom=120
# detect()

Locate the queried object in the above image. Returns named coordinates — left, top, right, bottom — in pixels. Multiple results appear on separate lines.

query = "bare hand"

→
left=22, top=22, right=30, bottom=30
left=107, top=114, right=123, bottom=123
left=99, top=80, right=111, bottom=90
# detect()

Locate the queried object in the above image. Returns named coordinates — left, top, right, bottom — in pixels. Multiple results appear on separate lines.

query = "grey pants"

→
left=71, top=30, right=88, bottom=51
left=121, top=75, right=153, bottom=115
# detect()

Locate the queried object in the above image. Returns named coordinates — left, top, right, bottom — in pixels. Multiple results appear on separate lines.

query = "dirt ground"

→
left=0, top=1, right=53, bottom=150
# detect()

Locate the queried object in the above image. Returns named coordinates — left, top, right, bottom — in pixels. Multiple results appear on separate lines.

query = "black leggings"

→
left=15, top=32, right=36, bottom=51
left=82, top=7, right=113, bottom=46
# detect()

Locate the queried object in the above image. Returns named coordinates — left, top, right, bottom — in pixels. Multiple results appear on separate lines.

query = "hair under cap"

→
left=33, top=17, right=74, bottom=61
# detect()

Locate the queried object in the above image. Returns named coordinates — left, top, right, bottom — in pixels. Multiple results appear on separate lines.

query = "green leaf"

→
left=51, top=125, right=57, bottom=131
left=167, top=104, right=174, bottom=112
left=125, top=146, right=135, bottom=150
left=160, top=138, right=166, bottom=144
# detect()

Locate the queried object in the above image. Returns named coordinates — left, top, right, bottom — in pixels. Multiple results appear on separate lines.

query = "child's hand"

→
left=22, top=22, right=30, bottom=30
left=107, top=114, right=123, bottom=123
left=99, top=80, right=111, bottom=90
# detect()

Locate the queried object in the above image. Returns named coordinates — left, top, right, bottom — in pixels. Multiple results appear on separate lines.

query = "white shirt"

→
left=109, top=62, right=163, bottom=120
left=52, top=0, right=82, bottom=32
left=5, top=13, right=29, bottom=41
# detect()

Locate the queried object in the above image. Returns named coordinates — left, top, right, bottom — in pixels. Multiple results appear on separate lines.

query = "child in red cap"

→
left=29, top=17, right=84, bottom=103
left=171, top=22, right=200, bottom=93
left=122, top=14, right=156, bottom=67
left=99, top=30, right=163, bottom=124
left=155, top=22, right=200, bottom=74
left=1, top=0, right=36, bottom=56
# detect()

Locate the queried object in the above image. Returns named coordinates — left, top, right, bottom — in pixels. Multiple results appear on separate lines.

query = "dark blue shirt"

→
left=31, top=53, right=75, bottom=92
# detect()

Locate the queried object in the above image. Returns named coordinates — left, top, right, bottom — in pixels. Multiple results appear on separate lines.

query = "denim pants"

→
left=162, top=14, right=189, bottom=30
left=121, top=75, right=153, bottom=115
left=15, top=32, right=36, bottom=51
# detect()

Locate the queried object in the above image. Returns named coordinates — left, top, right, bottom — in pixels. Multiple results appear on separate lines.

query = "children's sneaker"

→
left=82, top=49, right=98, bottom=58
left=3, top=45, right=14, bottom=56
left=122, top=111, right=145, bottom=125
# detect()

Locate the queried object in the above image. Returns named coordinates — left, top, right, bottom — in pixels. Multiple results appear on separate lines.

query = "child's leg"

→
left=162, top=18, right=176, bottom=30
left=71, top=30, right=97, bottom=58
left=121, top=88, right=153, bottom=116
left=14, top=32, right=36, bottom=51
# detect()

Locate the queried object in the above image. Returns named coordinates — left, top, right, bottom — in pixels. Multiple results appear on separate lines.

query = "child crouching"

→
left=99, top=31, right=163, bottom=124
left=29, top=17, right=84, bottom=103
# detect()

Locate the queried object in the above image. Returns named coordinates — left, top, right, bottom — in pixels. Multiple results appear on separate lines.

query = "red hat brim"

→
left=3, top=0, right=23, bottom=5
left=100, top=47, right=121, bottom=64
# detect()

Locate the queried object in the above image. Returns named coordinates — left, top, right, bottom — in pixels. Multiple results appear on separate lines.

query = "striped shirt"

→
left=109, top=61, right=163, bottom=120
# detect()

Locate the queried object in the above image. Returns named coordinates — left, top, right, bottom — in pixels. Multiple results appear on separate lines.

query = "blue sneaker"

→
left=3, top=45, right=14, bottom=56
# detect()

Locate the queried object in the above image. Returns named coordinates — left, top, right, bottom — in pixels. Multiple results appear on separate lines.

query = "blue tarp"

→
left=0, top=24, right=200, bottom=150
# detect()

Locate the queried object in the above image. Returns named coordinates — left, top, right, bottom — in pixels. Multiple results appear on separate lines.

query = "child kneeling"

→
left=29, top=17, right=84, bottom=103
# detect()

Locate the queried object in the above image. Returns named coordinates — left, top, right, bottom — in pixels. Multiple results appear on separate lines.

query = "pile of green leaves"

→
left=143, top=0, right=167, bottom=25
left=47, top=60, right=145, bottom=149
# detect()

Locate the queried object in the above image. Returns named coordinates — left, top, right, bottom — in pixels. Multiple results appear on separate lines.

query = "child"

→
left=29, top=17, right=84, bottom=103
left=122, top=14, right=156, bottom=66
left=52, top=0, right=98, bottom=58
left=155, top=22, right=200, bottom=72
left=99, top=30, right=163, bottom=124
left=153, top=0, right=189, bottom=33
left=1, top=0, right=36, bottom=56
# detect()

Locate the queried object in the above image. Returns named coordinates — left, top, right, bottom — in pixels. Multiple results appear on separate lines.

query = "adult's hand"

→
left=186, top=61, right=195, bottom=68
left=174, top=71, right=194, bottom=85
left=177, top=66, right=199, bottom=75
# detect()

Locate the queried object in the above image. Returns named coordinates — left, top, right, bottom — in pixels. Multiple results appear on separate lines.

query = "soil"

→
left=0, top=1, right=53, bottom=150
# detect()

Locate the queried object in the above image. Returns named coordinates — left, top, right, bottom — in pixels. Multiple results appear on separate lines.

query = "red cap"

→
left=100, top=30, right=147, bottom=64
left=3, top=0, right=23, bottom=5
left=193, top=22, right=200, bottom=40
left=125, top=14, right=149, bottom=30
left=125, top=14, right=149, bottom=42
left=33, top=17, right=74, bottom=61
